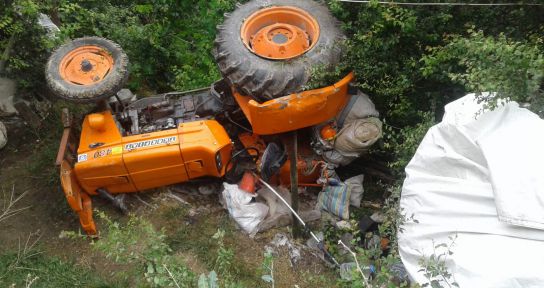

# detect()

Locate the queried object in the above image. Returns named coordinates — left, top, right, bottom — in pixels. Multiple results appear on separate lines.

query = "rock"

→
left=37, top=13, right=59, bottom=38
left=335, top=220, right=353, bottom=230
left=0, top=121, right=7, bottom=149
left=370, top=211, right=385, bottom=223
left=0, top=77, right=17, bottom=116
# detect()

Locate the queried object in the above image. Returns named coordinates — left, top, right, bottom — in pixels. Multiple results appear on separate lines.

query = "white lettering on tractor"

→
left=124, top=136, right=177, bottom=151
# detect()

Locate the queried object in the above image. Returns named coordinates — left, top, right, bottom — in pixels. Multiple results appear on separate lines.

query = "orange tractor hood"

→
left=233, top=72, right=354, bottom=135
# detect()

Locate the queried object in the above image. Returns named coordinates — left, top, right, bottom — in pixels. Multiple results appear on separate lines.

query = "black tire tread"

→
left=213, top=0, right=344, bottom=103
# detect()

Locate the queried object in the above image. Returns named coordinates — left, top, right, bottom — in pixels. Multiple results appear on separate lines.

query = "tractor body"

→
left=57, top=76, right=355, bottom=235
left=49, top=0, right=381, bottom=236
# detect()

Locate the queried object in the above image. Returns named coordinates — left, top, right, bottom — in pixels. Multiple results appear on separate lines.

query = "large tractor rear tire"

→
left=46, top=37, right=129, bottom=103
left=214, top=0, right=344, bottom=103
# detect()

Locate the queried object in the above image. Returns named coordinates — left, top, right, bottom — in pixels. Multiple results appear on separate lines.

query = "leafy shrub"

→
left=422, top=30, right=544, bottom=114
left=0, top=0, right=59, bottom=90
left=384, top=112, right=436, bottom=177
left=54, top=0, right=241, bottom=92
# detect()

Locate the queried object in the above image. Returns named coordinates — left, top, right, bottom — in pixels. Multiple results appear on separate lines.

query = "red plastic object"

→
left=238, top=171, right=257, bottom=194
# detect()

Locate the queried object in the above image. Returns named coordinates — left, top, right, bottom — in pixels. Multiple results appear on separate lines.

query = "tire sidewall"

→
left=215, top=0, right=345, bottom=101
left=46, top=37, right=129, bottom=103
left=229, top=0, right=341, bottom=67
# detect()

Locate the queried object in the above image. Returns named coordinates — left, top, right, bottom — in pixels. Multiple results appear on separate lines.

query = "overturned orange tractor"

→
left=48, top=0, right=382, bottom=235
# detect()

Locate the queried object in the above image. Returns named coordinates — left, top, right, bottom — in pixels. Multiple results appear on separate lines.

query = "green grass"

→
left=163, top=207, right=262, bottom=287
left=0, top=253, right=113, bottom=288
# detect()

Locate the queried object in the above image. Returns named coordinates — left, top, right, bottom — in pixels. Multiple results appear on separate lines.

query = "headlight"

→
left=216, top=151, right=223, bottom=172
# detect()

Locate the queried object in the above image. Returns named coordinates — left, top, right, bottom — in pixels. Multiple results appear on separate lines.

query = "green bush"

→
left=422, top=30, right=544, bottom=114
left=54, top=0, right=241, bottom=92
left=0, top=0, right=59, bottom=89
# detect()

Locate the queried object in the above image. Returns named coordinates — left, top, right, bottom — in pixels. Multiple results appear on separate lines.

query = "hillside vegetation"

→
left=1, top=0, right=543, bottom=287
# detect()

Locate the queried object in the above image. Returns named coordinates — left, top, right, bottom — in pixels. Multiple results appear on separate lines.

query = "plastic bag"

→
left=222, top=183, right=268, bottom=237
left=317, top=184, right=351, bottom=220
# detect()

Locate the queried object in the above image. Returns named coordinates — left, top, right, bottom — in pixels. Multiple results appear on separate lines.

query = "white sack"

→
left=399, top=93, right=544, bottom=288
left=345, top=174, right=364, bottom=208
left=222, top=183, right=268, bottom=237
left=335, top=118, right=382, bottom=157
left=342, top=91, right=380, bottom=123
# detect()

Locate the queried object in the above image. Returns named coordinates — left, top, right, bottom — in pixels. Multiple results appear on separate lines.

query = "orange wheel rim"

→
left=241, top=6, right=320, bottom=60
left=59, top=46, right=114, bottom=85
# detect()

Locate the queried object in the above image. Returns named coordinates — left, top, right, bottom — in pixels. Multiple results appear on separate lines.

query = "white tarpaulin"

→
left=399, top=94, right=544, bottom=287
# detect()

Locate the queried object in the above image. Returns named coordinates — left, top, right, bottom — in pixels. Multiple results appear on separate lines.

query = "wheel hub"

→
left=59, top=46, right=114, bottom=85
left=241, top=6, right=320, bottom=60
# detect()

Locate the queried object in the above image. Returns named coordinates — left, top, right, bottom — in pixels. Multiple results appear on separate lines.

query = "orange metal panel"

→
left=233, top=72, right=354, bottom=135
left=123, top=129, right=188, bottom=191
left=60, top=160, right=83, bottom=212
left=75, top=112, right=137, bottom=194
left=179, top=120, right=233, bottom=179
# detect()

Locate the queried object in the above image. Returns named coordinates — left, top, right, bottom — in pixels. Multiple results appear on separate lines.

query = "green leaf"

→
left=147, top=263, right=155, bottom=274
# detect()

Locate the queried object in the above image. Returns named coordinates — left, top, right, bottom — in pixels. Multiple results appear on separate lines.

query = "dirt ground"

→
left=0, top=126, right=339, bottom=287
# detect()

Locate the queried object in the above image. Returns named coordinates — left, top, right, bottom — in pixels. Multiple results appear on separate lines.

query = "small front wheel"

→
left=46, top=37, right=129, bottom=103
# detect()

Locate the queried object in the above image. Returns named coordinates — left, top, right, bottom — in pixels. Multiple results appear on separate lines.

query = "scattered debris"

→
left=338, top=240, right=373, bottom=286
left=306, top=231, right=324, bottom=251
left=370, top=211, right=385, bottom=223
left=266, top=233, right=302, bottom=267
left=339, top=262, right=358, bottom=281
left=362, top=201, right=382, bottom=210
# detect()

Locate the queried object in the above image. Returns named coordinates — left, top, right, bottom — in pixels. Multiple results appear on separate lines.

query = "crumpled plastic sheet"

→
left=400, top=94, right=544, bottom=288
